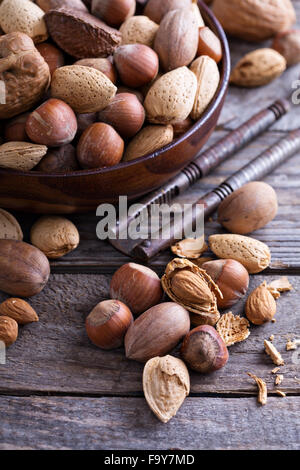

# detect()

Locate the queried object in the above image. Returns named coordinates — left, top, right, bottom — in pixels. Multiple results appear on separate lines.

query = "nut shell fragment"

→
left=209, top=234, right=271, bottom=274
left=143, top=355, right=190, bottom=423
left=0, top=142, right=47, bottom=171
left=161, top=258, right=221, bottom=326
left=171, top=236, right=208, bottom=259
left=247, top=372, right=267, bottom=406
left=216, top=312, right=250, bottom=347
left=264, top=339, right=284, bottom=366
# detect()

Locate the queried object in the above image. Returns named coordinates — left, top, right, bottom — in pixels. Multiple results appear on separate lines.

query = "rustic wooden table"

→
left=1, top=4, right=300, bottom=451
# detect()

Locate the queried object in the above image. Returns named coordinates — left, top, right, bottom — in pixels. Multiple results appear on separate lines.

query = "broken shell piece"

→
left=286, top=339, right=297, bottom=351
left=247, top=372, right=267, bottom=405
left=143, top=355, right=190, bottom=424
left=276, top=390, right=286, bottom=397
left=269, top=335, right=274, bottom=341
left=275, top=374, right=283, bottom=386
left=171, top=236, right=208, bottom=259
left=264, top=339, right=284, bottom=366
left=216, top=312, right=250, bottom=347
left=161, top=258, right=221, bottom=326
left=267, top=287, right=281, bottom=300
left=268, top=277, right=292, bottom=292
left=272, top=367, right=281, bottom=374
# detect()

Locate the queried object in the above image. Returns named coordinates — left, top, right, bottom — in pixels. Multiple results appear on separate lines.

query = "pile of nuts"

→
left=0, top=0, right=223, bottom=172
left=0, top=178, right=295, bottom=421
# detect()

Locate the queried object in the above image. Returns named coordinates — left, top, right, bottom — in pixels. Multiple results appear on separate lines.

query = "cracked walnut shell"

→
left=143, top=355, right=190, bottom=423
left=161, top=258, right=222, bottom=326
left=30, top=216, right=80, bottom=259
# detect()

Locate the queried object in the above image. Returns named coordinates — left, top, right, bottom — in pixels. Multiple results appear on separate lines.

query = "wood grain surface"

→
left=1, top=0, right=300, bottom=451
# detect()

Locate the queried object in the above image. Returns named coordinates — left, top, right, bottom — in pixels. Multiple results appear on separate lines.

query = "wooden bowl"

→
left=0, top=1, right=230, bottom=214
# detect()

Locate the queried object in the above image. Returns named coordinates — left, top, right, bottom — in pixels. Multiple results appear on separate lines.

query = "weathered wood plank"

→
left=13, top=130, right=300, bottom=271
left=0, top=274, right=299, bottom=396
left=0, top=395, right=299, bottom=450
left=219, top=1, right=300, bottom=132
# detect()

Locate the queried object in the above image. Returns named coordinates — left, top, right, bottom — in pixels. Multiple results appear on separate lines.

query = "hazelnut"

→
left=144, top=0, right=192, bottom=24
left=4, top=113, right=30, bottom=142
left=77, top=123, right=124, bottom=169
left=36, top=42, right=65, bottom=76
left=114, top=44, right=159, bottom=88
left=181, top=325, right=229, bottom=374
left=98, top=93, right=145, bottom=138
left=117, top=86, right=144, bottom=104
left=272, top=29, right=300, bottom=67
left=25, top=98, right=78, bottom=147
left=76, top=112, right=98, bottom=138
left=35, top=144, right=79, bottom=173
left=30, top=216, right=80, bottom=259
left=197, top=26, right=223, bottom=63
left=74, top=58, right=117, bottom=84
left=0, top=316, right=18, bottom=347
left=91, top=0, right=136, bottom=27
left=172, top=117, right=193, bottom=137
left=202, top=259, right=249, bottom=309
left=86, top=299, right=133, bottom=350
left=110, top=263, right=163, bottom=316
left=36, top=0, right=89, bottom=13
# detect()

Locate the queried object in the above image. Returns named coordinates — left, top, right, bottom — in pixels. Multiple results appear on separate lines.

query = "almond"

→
left=212, top=0, right=296, bottom=42
left=0, top=142, right=47, bottom=171
left=120, top=15, right=159, bottom=47
left=245, top=282, right=276, bottom=325
left=0, top=0, right=48, bottom=44
left=154, top=8, right=199, bottom=71
left=230, top=48, right=286, bottom=88
left=190, top=55, right=220, bottom=120
left=0, top=209, right=23, bottom=241
left=143, top=355, right=190, bottom=423
left=124, top=302, right=190, bottom=363
left=0, top=316, right=18, bottom=346
left=0, top=298, right=39, bottom=324
left=209, top=234, right=271, bottom=274
left=161, top=258, right=221, bottom=326
left=144, top=66, right=197, bottom=124
left=45, top=8, right=121, bottom=59
left=123, top=124, right=173, bottom=161
left=51, top=65, right=117, bottom=113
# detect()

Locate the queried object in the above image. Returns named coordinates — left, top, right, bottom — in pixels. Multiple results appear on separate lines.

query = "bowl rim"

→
left=0, top=0, right=231, bottom=180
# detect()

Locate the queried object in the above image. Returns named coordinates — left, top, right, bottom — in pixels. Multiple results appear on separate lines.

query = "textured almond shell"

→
left=245, top=282, right=276, bottom=325
left=30, top=216, right=80, bottom=259
left=230, top=48, right=286, bottom=87
left=124, top=302, right=190, bottom=363
left=143, top=355, right=190, bottom=423
left=217, top=312, right=250, bottom=347
left=209, top=234, right=271, bottom=274
left=161, top=258, right=221, bottom=326
left=212, top=0, right=296, bottom=42
left=190, top=55, right=220, bottom=120
left=0, top=142, right=47, bottom=171
left=144, top=66, right=197, bottom=124
left=51, top=65, right=117, bottom=113
left=154, top=8, right=199, bottom=71
left=0, top=209, right=23, bottom=241
left=123, top=125, right=173, bottom=161
left=45, top=8, right=121, bottom=59
left=120, top=15, right=159, bottom=47
left=0, top=0, right=48, bottom=43
left=0, top=32, right=51, bottom=119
